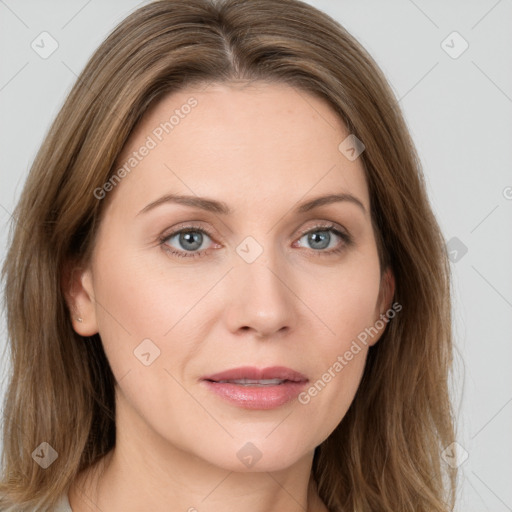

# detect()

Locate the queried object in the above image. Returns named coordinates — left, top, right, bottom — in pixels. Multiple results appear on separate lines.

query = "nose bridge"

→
left=224, top=236, right=297, bottom=336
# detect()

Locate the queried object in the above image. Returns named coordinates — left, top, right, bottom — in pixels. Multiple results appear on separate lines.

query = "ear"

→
left=61, top=259, right=99, bottom=336
left=368, top=266, right=396, bottom=347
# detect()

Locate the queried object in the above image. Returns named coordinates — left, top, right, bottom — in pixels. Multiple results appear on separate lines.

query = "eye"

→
left=294, top=223, right=352, bottom=256
left=159, top=224, right=217, bottom=259
left=159, top=222, right=352, bottom=260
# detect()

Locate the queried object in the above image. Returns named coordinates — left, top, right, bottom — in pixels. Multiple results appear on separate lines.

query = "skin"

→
left=65, top=81, right=394, bottom=512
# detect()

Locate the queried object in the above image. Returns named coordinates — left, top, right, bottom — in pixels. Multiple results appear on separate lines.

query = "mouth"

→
left=213, top=378, right=292, bottom=386
left=201, top=366, right=309, bottom=410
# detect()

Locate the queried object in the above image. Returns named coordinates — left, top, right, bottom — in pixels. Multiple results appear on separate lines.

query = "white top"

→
left=54, top=492, right=72, bottom=511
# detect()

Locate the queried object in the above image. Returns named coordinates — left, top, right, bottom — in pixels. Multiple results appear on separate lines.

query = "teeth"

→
left=217, top=378, right=285, bottom=386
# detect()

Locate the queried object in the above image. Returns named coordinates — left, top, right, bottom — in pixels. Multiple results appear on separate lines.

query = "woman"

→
left=0, top=0, right=457, bottom=510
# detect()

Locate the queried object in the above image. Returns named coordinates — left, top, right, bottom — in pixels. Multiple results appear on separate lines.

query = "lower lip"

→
left=202, top=380, right=308, bottom=410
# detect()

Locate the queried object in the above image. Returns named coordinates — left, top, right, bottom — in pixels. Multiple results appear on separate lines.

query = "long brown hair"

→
left=0, top=0, right=457, bottom=510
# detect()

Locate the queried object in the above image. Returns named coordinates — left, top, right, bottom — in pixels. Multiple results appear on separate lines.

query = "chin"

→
left=197, top=433, right=317, bottom=474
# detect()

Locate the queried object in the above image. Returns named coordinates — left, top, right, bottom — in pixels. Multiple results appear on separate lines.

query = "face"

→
left=69, top=81, right=394, bottom=473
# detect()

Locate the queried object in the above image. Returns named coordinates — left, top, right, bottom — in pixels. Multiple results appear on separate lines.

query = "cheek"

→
left=90, top=246, right=184, bottom=375
left=295, top=254, right=380, bottom=433
left=296, top=308, right=371, bottom=443
left=94, top=242, right=207, bottom=332
left=308, top=251, right=382, bottom=341
left=91, top=240, right=229, bottom=392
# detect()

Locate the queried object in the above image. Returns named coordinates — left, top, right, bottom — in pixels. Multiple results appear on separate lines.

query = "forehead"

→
left=109, top=81, right=370, bottom=215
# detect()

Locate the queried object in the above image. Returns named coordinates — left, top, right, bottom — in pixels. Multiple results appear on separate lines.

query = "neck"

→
left=69, top=417, right=328, bottom=512
left=69, top=450, right=328, bottom=512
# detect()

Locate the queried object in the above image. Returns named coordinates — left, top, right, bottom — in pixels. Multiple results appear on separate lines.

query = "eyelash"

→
left=158, top=222, right=352, bottom=259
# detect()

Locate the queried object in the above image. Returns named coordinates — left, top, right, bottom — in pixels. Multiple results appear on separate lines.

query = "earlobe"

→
left=61, top=260, right=99, bottom=337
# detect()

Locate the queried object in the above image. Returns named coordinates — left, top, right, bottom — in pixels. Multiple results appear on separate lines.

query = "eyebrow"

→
left=136, top=192, right=366, bottom=216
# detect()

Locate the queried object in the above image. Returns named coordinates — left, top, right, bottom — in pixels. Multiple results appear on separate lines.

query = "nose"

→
left=223, top=251, right=298, bottom=339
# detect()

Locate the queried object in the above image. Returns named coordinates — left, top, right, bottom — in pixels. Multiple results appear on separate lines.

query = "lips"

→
left=202, top=366, right=308, bottom=384
left=201, top=366, right=309, bottom=410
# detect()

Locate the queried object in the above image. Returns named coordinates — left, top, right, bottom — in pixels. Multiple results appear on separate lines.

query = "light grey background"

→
left=1, top=1, right=511, bottom=510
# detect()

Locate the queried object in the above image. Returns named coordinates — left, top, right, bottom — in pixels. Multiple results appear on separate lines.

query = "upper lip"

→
left=202, top=366, right=308, bottom=383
